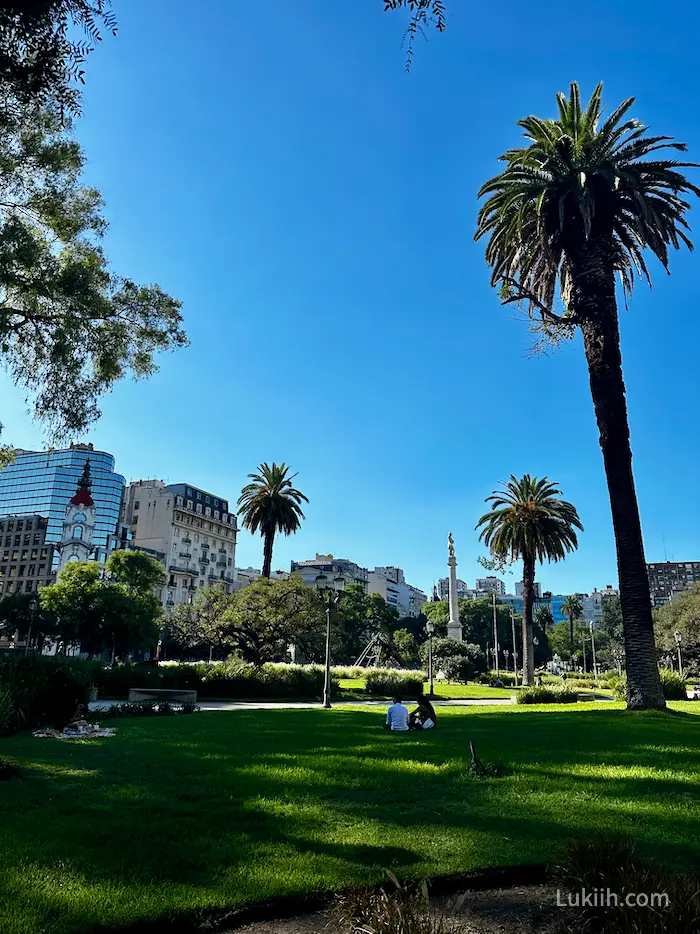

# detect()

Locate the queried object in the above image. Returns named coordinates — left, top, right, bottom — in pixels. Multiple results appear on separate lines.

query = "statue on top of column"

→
left=448, top=531, right=455, bottom=559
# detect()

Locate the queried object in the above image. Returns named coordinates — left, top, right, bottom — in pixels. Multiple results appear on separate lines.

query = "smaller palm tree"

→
left=534, top=604, right=554, bottom=633
left=561, top=595, right=583, bottom=658
left=476, top=475, right=582, bottom=685
left=237, top=463, right=308, bottom=578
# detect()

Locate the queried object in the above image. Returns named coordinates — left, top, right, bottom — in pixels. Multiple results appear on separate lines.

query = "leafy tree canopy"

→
left=654, top=584, right=700, bottom=663
left=0, top=1, right=116, bottom=118
left=0, top=105, right=186, bottom=440
left=106, top=549, right=166, bottom=596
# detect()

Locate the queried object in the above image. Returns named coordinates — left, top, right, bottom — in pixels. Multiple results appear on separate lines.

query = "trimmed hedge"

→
left=99, top=660, right=340, bottom=700
left=517, top=685, right=579, bottom=705
left=364, top=670, right=424, bottom=697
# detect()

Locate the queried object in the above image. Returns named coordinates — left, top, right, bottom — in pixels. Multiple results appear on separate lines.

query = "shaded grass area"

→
left=2, top=703, right=700, bottom=933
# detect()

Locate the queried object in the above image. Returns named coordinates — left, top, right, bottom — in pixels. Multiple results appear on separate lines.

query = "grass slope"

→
left=2, top=704, right=700, bottom=933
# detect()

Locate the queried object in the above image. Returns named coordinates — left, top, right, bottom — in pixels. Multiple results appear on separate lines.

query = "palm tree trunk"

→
left=521, top=555, right=535, bottom=686
left=262, top=529, right=275, bottom=579
left=572, top=232, right=665, bottom=710
left=568, top=614, right=574, bottom=657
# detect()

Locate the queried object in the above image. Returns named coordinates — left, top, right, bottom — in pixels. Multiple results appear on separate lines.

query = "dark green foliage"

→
left=95, top=662, right=161, bottom=698
left=96, top=700, right=199, bottom=719
left=383, top=0, right=448, bottom=72
left=614, top=670, right=686, bottom=701
left=96, top=661, right=340, bottom=700
left=517, top=685, right=578, bottom=704
left=0, top=106, right=185, bottom=439
left=0, top=1, right=116, bottom=116
left=40, top=562, right=160, bottom=657
left=364, top=670, right=423, bottom=697
left=555, top=835, right=700, bottom=933
left=439, top=656, right=474, bottom=683
left=421, top=638, right=487, bottom=677
left=0, top=654, right=96, bottom=730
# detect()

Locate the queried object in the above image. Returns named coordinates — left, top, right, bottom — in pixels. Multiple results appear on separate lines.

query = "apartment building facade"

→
left=647, top=561, right=700, bottom=606
left=122, top=480, right=237, bottom=607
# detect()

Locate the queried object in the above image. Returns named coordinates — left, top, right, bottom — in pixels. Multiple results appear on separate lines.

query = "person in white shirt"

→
left=385, top=696, right=410, bottom=731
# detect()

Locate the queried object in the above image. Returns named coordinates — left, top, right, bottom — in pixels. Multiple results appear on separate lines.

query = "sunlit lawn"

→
left=338, top=678, right=516, bottom=699
left=2, top=703, right=700, bottom=934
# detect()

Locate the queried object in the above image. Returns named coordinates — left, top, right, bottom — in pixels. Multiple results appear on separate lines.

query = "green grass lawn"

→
left=2, top=703, right=700, bottom=934
left=338, top=678, right=516, bottom=699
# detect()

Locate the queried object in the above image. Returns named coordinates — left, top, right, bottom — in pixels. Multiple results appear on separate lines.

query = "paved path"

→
left=88, top=695, right=612, bottom=713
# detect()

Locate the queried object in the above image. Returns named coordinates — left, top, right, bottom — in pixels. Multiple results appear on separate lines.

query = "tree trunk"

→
left=568, top=614, right=574, bottom=657
left=571, top=230, right=665, bottom=710
left=261, top=529, right=275, bottom=579
left=521, top=554, right=535, bottom=686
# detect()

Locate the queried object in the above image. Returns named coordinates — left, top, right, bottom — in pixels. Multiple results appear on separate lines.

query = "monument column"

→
left=447, top=532, right=463, bottom=641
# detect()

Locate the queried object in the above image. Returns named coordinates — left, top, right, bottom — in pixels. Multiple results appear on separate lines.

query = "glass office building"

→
left=0, top=444, right=125, bottom=565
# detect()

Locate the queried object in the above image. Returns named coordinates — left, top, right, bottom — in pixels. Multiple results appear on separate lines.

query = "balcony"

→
left=168, top=564, right=197, bottom=576
left=181, top=536, right=192, bottom=545
left=179, top=551, right=192, bottom=559
left=216, top=560, right=227, bottom=568
left=201, top=543, right=210, bottom=550
left=198, top=556, right=209, bottom=565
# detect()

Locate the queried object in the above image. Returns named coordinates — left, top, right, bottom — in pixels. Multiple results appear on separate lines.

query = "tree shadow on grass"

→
left=3, top=705, right=700, bottom=932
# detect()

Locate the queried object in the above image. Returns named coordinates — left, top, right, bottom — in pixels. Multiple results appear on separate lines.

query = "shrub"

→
left=0, top=684, right=13, bottom=734
left=555, top=834, right=700, bottom=933
left=96, top=700, right=199, bottom=718
left=331, top=665, right=366, bottom=680
left=659, top=669, right=688, bottom=700
left=0, top=656, right=96, bottom=730
left=440, top=656, right=474, bottom=683
left=517, top=685, right=578, bottom=705
left=614, top=670, right=687, bottom=701
left=365, top=670, right=424, bottom=698
left=337, top=877, right=453, bottom=934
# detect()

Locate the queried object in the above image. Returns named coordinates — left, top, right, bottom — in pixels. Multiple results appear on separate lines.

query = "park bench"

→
left=127, top=688, right=197, bottom=704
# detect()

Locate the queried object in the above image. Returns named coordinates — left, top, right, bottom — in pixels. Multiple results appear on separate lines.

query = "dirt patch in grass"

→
left=232, top=886, right=571, bottom=933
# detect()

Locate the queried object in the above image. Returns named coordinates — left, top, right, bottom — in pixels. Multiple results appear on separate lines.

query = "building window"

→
left=134, top=500, right=140, bottom=510
left=73, top=525, right=83, bottom=540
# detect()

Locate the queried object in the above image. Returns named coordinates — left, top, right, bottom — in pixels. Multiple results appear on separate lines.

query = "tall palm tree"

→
left=475, top=83, right=699, bottom=709
left=476, top=475, right=582, bottom=686
left=561, top=595, right=583, bottom=658
left=237, top=463, right=308, bottom=579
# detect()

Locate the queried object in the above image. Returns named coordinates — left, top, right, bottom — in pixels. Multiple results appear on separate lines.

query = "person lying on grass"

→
left=384, top=695, right=409, bottom=731
left=409, top=697, right=436, bottom=731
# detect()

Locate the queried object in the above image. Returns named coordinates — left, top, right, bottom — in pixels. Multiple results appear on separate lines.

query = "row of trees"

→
left=0, top=552, right=165, bottom=659
left=165, top=578, right=414, bottom=667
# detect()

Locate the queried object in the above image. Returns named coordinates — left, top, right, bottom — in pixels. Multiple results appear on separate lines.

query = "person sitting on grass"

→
left=384, top=695, right=409, bottom=731
left=409, top=697, right=437, bottom=731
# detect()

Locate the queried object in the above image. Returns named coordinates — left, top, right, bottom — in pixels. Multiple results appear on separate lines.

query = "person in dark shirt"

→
left=409, top=698, right=437, bottom=730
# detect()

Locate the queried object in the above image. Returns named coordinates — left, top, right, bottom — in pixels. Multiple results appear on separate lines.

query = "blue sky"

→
left=1, top=0, right=699, bottom=596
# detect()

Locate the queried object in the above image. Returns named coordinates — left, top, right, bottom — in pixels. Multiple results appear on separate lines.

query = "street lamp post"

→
left=510, top=605, right=519, bottom=687
left=581, top=634, right=587, bottom=674
left=316, top=571, right=344, bottom=709
left=589, top=621, right=598, bottom=679
left=426, top=621, right=435, bottom=697
left=674, top=630, right=683, bottom=679
left=25, top=595, right=38, bottom=655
